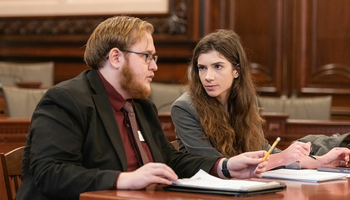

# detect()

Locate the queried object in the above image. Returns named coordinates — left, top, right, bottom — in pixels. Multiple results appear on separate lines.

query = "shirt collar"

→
left=97, top=69, right=127, bottom=111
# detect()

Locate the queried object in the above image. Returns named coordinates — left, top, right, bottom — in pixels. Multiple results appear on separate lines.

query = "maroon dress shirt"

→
left=97, top=71, right=153, bottom=172
left=97, top=71, right=220, bottom=188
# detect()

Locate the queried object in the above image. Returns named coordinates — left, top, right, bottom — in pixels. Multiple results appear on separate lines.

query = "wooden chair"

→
left=0, top=146, right=25, bottom=200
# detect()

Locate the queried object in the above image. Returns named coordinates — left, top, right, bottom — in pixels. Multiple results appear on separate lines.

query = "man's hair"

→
left=84, top=16, right=154, bottom=69
left=188, top=29, right=265, bottom=157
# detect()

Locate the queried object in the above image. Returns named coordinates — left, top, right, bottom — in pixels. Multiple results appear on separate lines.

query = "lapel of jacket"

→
left=133, top=102, right=164, bottom=163
left=87, top=70, right=127, bottom=171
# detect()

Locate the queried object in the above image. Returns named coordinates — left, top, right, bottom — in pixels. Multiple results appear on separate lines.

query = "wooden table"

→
left=80, top=178, right=350, bottom=200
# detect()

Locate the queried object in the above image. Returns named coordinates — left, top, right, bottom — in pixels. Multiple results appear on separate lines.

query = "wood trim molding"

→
left=1, top=113, right=350, bottom=153
left=301, top=87, right=350, bottom=95
left=0, top=0, right=169, bottom=17
left=0, top=0, right=193, bottom=42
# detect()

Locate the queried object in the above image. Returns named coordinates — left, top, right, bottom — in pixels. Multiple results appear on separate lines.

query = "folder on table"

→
left=163, top=169, right=286, bottom=197
left=317, top=166, right=350, bottom=174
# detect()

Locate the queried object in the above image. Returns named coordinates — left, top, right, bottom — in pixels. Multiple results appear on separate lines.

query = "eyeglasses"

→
left=122, top=50, right=158, bottom=64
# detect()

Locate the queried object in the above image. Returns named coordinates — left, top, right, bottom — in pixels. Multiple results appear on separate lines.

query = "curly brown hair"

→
left=189, top=29, right=265, bottom=157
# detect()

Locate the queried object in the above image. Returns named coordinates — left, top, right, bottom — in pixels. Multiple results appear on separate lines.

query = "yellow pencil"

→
left=262, top=137, right=280, bottom=162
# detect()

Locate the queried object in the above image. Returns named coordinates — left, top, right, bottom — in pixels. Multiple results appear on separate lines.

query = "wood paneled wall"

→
left=0, top=0, right=349, bottom=119
left=0, top=0, right=197, bottom=85
left=201, top=0, right=350, bottom=120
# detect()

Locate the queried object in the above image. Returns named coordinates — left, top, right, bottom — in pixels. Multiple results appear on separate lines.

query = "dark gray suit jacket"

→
left=16, top=69, right=218, bottom=200
left=171, top=92, right=280, bottom=156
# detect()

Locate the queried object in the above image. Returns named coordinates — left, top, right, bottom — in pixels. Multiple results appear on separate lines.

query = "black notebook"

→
left=163, top=170, right=286, bottom=197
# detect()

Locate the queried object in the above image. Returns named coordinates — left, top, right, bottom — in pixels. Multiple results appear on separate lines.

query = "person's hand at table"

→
left=116, top=163, right=178, bottom=190
left=270, top=142, right=311, bottom=168
left=217, top=150, right=268, bottom=179
left=313, top=147, right=350, bottom=168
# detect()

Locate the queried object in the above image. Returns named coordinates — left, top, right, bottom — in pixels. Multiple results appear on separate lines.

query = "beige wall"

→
left=0, top=0, right=168, bottom=17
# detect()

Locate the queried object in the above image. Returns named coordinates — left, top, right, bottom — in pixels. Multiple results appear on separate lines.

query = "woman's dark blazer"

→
left=16, top=69, right=218, bottom=200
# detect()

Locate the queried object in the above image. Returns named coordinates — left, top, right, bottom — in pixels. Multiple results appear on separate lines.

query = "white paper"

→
left=262, top=169, right=347, bottom=182
left=172, top=169, right=281, bottom=192
left=138, top=131, right=145, bottom=141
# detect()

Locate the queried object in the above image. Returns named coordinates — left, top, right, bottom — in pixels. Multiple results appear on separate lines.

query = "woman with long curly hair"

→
left=171, top=29, right=350, bottom=170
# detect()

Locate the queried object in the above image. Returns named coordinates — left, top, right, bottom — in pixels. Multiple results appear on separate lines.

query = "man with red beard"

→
left=16, top=16, right=268, bottom=200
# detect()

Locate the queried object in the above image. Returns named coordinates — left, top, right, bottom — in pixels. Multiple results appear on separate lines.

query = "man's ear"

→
left=108, top=48, right=124, bottom=69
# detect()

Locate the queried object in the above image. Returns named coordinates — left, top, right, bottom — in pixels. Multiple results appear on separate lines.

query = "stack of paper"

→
left=173, top=169, right=281, bottom=192
left=164, top=169, right=286, bottom=197
left=262, top=169, right=347, bottom=182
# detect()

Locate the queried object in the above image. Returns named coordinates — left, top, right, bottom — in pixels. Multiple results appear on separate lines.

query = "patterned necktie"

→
left=123, top=101, right=150, bottom=165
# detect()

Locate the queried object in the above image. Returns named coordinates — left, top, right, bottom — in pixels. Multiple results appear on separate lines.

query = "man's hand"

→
left=116, top=163, right=178, bottom=190
left=217, top=150, right=268, bottom=179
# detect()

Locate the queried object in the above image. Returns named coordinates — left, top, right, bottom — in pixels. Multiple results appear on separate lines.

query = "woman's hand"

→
left=218, top=150, right=268, bottom=179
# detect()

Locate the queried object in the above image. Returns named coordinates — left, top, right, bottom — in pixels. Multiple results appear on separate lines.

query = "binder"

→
left=164, top=184, right=286, bottom=197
